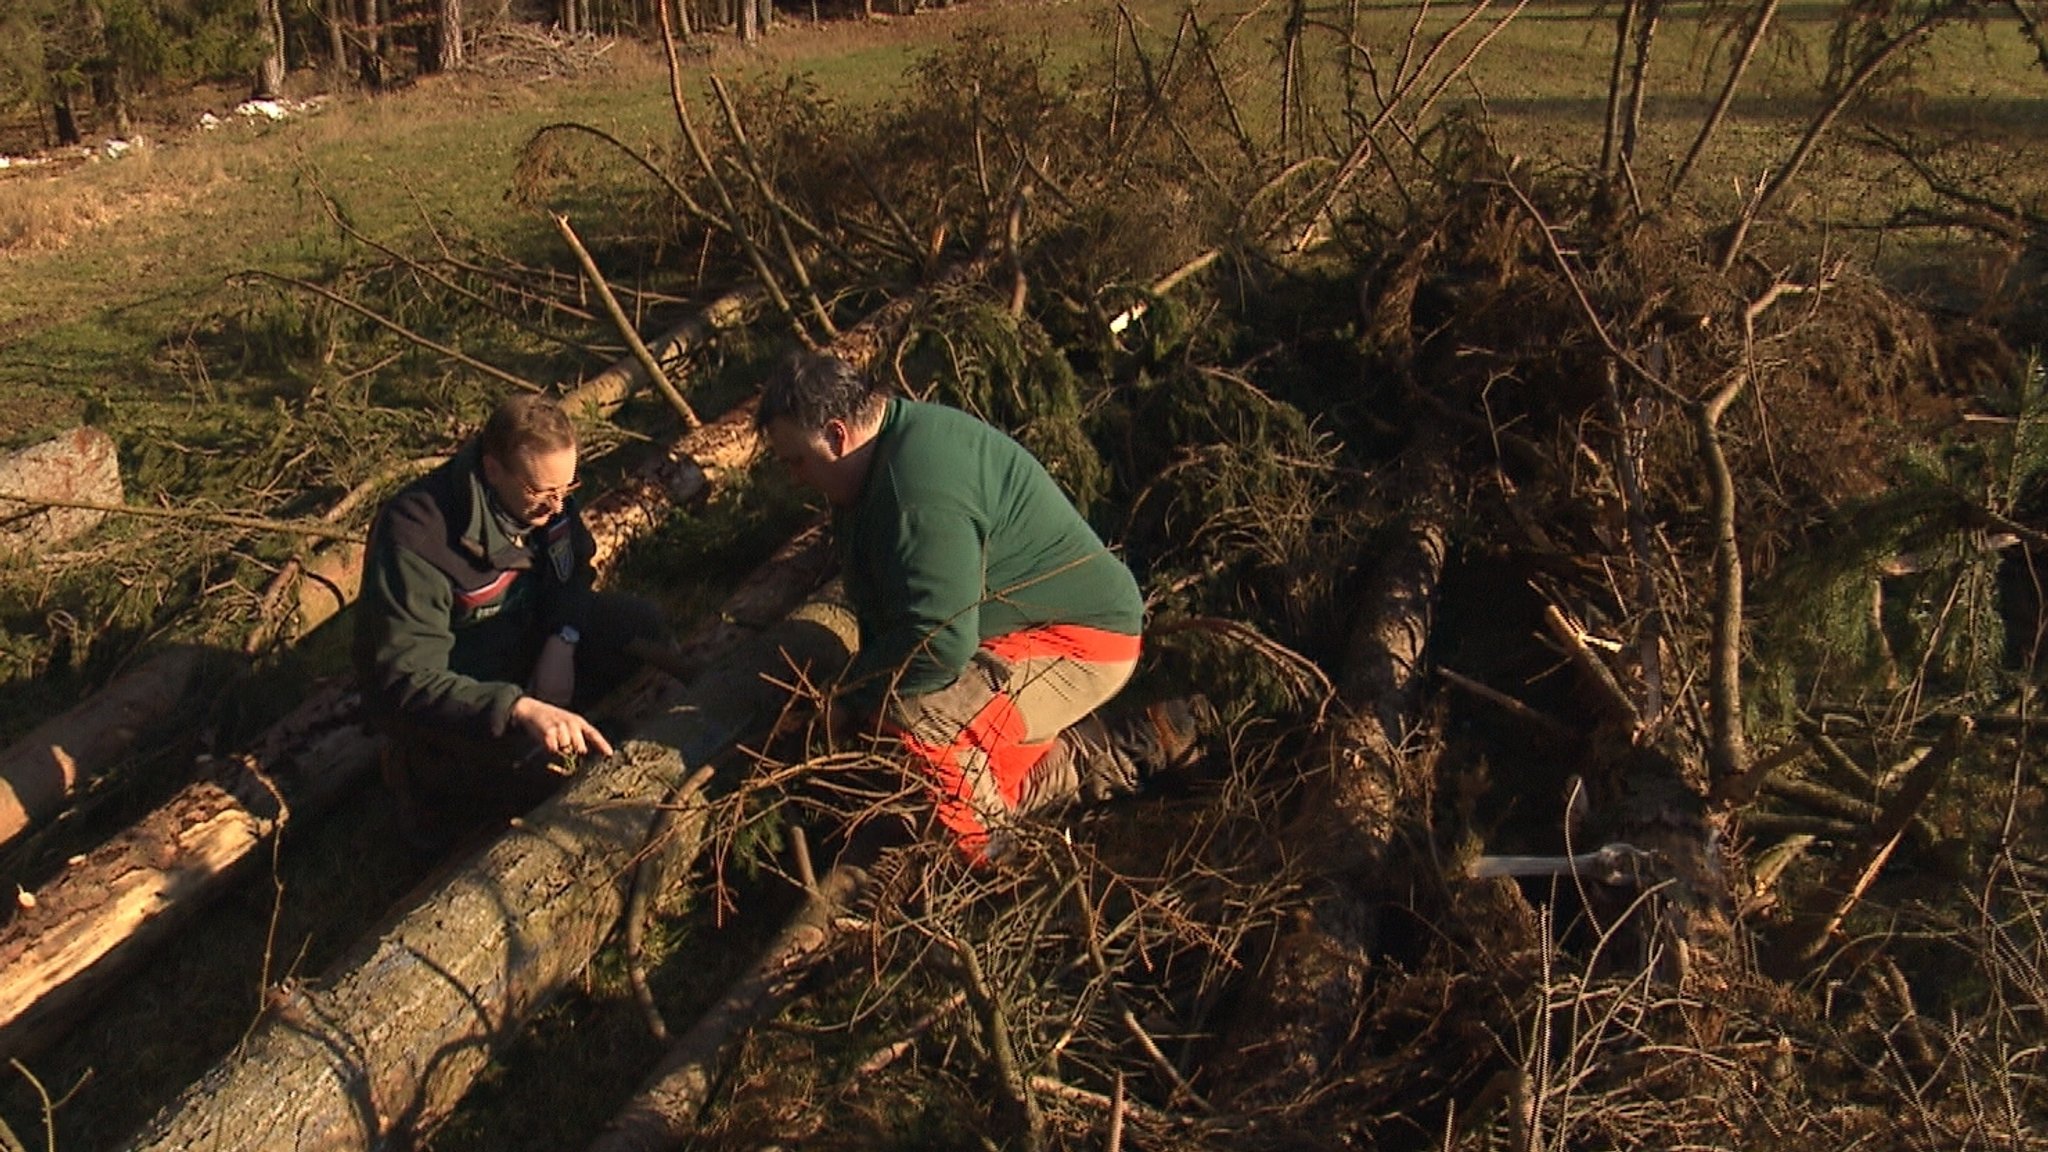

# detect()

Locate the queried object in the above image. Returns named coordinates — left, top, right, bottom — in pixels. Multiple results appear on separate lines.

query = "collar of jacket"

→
left=450, top=440, right=554, bottom=571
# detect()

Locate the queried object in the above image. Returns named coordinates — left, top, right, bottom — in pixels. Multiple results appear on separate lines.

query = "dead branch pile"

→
left=466, top=24, right=622, bottom=81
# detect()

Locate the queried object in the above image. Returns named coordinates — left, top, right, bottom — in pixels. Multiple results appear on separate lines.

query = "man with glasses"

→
left=354, top=393, right=660, bottom=848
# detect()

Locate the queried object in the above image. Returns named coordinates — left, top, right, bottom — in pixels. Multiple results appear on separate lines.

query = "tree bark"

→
left=121, top=595, right=858, bottom=1152
left=256, top=0, right=288, bottom=98
left=0, top=647, right=214, bottom=849
left=437, top=0, right=464, bottom=71
left=325, top=0, right=352, bottom=79
left=52, top=92, right=81, bottom=147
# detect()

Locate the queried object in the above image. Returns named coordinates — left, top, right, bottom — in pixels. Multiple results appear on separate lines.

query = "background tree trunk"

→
left=357, top=0, right=386, bottom=89
left=325, top=0, right=351, bottom=81
left=437, top=0, right=464, bottom=71
left=52, top=93, right=80, bottom=146
left=255, top=0, right=288, bottom=97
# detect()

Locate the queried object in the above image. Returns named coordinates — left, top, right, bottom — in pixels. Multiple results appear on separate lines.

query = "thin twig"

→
left=0, top=492, right=365, bottom=542
left=552, top=212, right=703, bottom=429
left=239, top=270, right=542, bottom=393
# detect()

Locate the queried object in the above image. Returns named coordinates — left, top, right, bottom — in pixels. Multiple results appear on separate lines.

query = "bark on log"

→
left=589, top=854, right=871, bottom=1152
left=0, top=646, right=212, bottom=850
left=4, top=262, right=984, bottom=1068
left=0, top=685, right=362, bottom=1061
left=122, top=594, right=858, bottom=1152
left=0, top=477, right=814, bottom=1067
left=1210, top=447, right=1454, bottom=1106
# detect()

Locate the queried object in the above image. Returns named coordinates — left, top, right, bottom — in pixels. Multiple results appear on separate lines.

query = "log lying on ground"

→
left=0, top=426, right=122, bottom=556
left=3, top=261, right=983, bottom=1066
left=123, top=594, right=858, bottom=1152
left=0, top=487, right=818, bottom=1066
left=0, top=685, right=362, bottom=1061
left=589, top=853, right=873, bottom=1152
left=1209, top=445, right=1454, bottom=1105
left=0, top=646, right=213, bottom=850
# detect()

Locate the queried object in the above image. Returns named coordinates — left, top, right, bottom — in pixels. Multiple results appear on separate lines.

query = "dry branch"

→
left=0, top=493, right=364, bottom=543
left=588, top=853, right=873, bottom=1152
left=1766, top=718, right=1972, bottom=975
left=552, top=211, right=704, bottom=429
left=239, top=270, right=543, bottom=393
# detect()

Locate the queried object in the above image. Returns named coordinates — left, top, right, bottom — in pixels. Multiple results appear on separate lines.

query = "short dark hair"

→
left=481, top=394, right=576, bottom=462
left=755, top=351, right=885, bottom=434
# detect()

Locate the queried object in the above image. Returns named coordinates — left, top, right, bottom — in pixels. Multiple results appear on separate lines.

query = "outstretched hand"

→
left=510, top=695, right=615, bottom=762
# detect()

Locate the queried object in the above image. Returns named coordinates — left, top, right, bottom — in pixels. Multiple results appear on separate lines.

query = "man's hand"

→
left=528, top=635, right=577, bottom=705
left=510, top=695, right=614, bottom=760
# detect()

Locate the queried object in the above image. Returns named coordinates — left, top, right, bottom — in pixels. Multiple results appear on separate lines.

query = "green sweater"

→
left=836, top=398, right=1143, bottom=712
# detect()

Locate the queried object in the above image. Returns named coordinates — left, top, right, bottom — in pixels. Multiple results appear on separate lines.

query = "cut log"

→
left=0, top=646, right=213, bottom=849
left=1210, top=447, right=1454, bottom=1107
left=589, top=853, right=872, bottom=1152
left=3, top=262, right=984, bottom=1067
left=0, top=518, right=830, bottom=1066
left=122, top=593, right=858, bottom=1152
left=559, top=285, right=766, bottom=423
left=0, top=684, right=360, bottom=1061
left=0, top=426, right=122, bottom=556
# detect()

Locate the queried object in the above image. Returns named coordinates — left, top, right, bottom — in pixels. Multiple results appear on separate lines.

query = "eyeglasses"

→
left=517, top=476, right=582, bottom=503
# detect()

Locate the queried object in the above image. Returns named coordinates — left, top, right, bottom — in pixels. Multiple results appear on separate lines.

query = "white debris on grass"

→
left=199, top=111, right=221, bottom=130
left=0, top=155, right=52, bottom=171
left=232, top=96, right=326, bottom=122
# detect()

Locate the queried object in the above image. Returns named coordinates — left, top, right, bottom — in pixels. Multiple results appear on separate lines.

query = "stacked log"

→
left=0, top=399, right=767, bottom=1065
left=122, top=593, right=858, bottom=1152
left=0, top=426, right=122, bottom=556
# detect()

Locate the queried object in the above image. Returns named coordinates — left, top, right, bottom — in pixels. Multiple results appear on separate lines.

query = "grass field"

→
left=2, top=0, right=2039, bottom=454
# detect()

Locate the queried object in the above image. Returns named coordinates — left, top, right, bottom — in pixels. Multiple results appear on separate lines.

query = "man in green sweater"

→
left=757, top=352, right=1198, bottom=861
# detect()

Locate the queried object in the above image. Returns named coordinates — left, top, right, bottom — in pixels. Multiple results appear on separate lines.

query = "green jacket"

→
left=836, top=398, right=1142, bottom=712
left=352, top=442, right=596, bottom=740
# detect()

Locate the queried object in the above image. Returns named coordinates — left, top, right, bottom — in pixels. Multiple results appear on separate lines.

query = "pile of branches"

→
left=7, top=0, right=2048, bottom=1147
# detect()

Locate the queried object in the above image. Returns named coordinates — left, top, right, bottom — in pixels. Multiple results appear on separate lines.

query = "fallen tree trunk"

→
left=0, top=685, right=362, bottom=1061
left=589, top=853, right=872, bottom=1152
left=1210, top=444, right=1455, bottom=1108
left=3, top=261, right=982, bottom=1067
left=0, top=646, right=214, bottom=850
left=122, top=593, right=858, bottom=1152
left=0, top=452, right=807, bottom=1066
left=559, top=284, right=765, bottom=423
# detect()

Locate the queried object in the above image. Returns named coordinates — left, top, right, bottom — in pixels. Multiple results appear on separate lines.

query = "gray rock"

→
left=0, top=427, right=122, bottom=555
